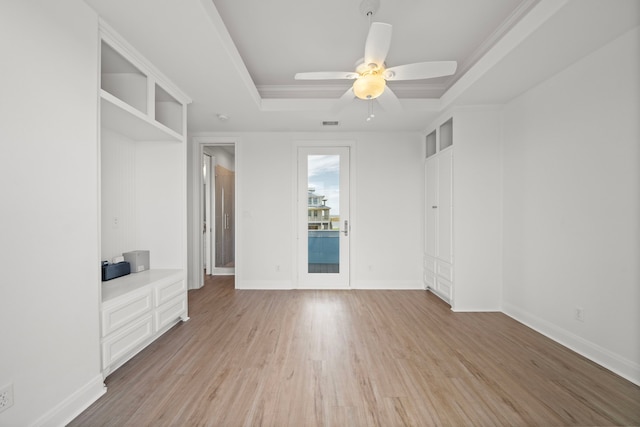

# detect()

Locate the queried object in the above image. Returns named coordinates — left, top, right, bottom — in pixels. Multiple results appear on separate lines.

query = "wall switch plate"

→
left=0, top=383, right=14, bottom=413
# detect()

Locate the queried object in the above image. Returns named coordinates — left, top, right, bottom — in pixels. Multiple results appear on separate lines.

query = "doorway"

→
left=203, top=145, right=235, bottom=276
left=297, top=146, right=351, bottom=289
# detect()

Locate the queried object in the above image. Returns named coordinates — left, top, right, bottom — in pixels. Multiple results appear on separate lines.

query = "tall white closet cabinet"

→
left=98, top=22, right=192, bottom=376
left=424, top=109, right=502, bottom=312
left=424, top=120, right=454, bottom=303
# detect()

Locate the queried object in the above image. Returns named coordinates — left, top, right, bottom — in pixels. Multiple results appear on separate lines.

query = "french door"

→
left=297, top=146, right=350, bottom=289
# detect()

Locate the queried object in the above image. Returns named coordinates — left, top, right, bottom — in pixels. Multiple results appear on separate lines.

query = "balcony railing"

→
left=308, top=230, right=339, bottom=273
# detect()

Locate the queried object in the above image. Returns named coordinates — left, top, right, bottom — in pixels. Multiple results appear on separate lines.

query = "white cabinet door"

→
left=425, top=156, right=438, bottom=258
left=425, top=150, right=453, bottom=262
left=425, top=148, right=454, bottom=303
left=437, top=149, right=453, bottom=264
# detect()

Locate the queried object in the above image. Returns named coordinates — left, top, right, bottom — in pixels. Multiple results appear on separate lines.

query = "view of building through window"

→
left=307, top=155, right=340, bottom=273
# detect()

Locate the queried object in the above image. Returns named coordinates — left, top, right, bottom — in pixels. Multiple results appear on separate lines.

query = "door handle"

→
left=342, top=220, right=349, bottom=236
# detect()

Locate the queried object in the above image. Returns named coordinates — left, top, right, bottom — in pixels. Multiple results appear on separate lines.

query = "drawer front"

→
left=436, top=276, right=453, bottom=302
left=423, top=255, right=436, bottom=273
left=155, top=279, right=186, bottom=307
left=102, top=314, right=153, bottom=370
left=436, top=260, right=453, bottom=282
left=102, top=289, right=152, bottom=336
left=155, top=294, right=186, bottom=332
left=423, top=269, right=436, bottom=289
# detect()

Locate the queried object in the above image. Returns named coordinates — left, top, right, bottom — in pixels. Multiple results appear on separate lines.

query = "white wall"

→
left=452, top=109, right=503, bottom=311
left=191, top=132, right=425, bottom=290
left=352, top=133, right=424, bottom=289
left=0, top=1, right=104, bottom=425
left=101, top=129, right=137, bottom=262
left=501, top=26, right=640, bottom=384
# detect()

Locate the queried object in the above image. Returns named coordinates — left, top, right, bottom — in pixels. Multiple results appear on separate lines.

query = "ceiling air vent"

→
left=322, top=121, right=339, bottom=126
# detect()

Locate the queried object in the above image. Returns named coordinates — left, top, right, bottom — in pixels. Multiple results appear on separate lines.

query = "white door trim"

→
left=191, top=136, right=239, bottom=289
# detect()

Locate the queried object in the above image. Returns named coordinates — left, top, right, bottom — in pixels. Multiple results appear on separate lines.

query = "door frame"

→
left=293, top=140, right=356, bottom=289
left=203, top=153, right=213, bottom=275
left=191, top=136, right=239, bottom=289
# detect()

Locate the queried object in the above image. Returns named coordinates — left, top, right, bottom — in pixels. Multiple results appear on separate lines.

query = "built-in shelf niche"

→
left=426, top=130, right=437, bottom=158
left=98, top=22, right=190, bottom=378
left=440, top=118, right=453, bottom=150
left=99, top=37, right=186, bottom=143
left=101, top=41, right=147, bottom=115
left=155, top=84, right=183, bottom=135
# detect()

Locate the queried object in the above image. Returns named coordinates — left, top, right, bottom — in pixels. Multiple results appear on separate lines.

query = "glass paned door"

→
left=298, top=146, right=350, bottom=288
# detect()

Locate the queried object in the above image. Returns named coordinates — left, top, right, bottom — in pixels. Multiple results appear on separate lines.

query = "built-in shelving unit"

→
left=98, top=21, right=191, bottom=377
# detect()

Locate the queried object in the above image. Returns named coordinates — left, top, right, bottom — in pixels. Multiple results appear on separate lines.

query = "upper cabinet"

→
left=99, top=22, right=190, bottom=142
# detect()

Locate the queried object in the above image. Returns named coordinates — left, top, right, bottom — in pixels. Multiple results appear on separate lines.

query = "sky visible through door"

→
left=308, top=155, right=339, bottom=215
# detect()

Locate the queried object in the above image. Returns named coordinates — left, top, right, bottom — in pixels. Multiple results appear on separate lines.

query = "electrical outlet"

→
left=575, top=307, right=585, bottom=322
left=0, top=383, right=14, bottom=413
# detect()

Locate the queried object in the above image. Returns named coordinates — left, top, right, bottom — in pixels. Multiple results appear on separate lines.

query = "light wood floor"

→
left=71, top=276, right=640, bottom=426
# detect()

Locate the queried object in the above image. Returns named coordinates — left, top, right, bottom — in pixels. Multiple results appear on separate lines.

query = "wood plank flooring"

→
left=70, top=276, right=640, bottom=426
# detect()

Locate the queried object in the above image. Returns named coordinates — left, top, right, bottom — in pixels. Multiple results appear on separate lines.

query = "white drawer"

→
left=436, top=276, right=453, bottom=302
left=423, top=269, right=436, bottom=289
left=155, top=294, right=186, bottom=332
left=102, top=314, right=153, bottom=370
left=154, top=279, right=186, bottom=307
left=436, top=260, right=453, bottom=282
left=423, top=255, right=436, bottom=273
left=101, top=288, right=152, bottom=336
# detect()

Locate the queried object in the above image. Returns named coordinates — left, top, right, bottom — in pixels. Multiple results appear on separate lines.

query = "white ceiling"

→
left=212, top=0, right=532, bottom=99
left=83, top=0, right=639, bottom=133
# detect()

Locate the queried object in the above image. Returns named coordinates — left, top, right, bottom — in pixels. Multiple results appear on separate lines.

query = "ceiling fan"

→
left=294, top=4, right=457, bottom=113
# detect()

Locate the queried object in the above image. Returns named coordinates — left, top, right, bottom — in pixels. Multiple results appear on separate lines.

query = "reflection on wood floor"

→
left=70, top=275, right=640, bottom=426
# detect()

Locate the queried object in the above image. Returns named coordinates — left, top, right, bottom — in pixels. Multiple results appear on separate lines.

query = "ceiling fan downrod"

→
left=359, top=0, right=380, bottom=19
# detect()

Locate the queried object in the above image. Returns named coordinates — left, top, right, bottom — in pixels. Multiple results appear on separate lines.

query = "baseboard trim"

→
left=30, top=374, right=105, bottom=427
left=503, top=302, right=640, bottom=386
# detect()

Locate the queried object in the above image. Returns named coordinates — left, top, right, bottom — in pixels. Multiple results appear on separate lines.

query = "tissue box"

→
left=123, top=250, right=150, bottom=273
left=102, top=261, right=130, bottom=281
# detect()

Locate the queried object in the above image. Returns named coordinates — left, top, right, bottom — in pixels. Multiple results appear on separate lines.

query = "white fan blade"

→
left=384, top=61, right=457, bottom=81
left=376, top=86, right=402, bottom=113
left=332, top=87, right=356, bottom=113
left=295, top=71, right=358, bottom=80
left=364, top=22, right=392, bottom=68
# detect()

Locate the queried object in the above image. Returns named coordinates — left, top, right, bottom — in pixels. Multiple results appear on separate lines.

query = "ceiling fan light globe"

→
left=353, top=73, right=386, bottom=100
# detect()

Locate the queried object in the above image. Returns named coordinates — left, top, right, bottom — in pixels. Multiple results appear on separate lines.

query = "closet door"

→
left=425, top=156, right=438, bottom=259
left=437, top=149, right=453, bottom=264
